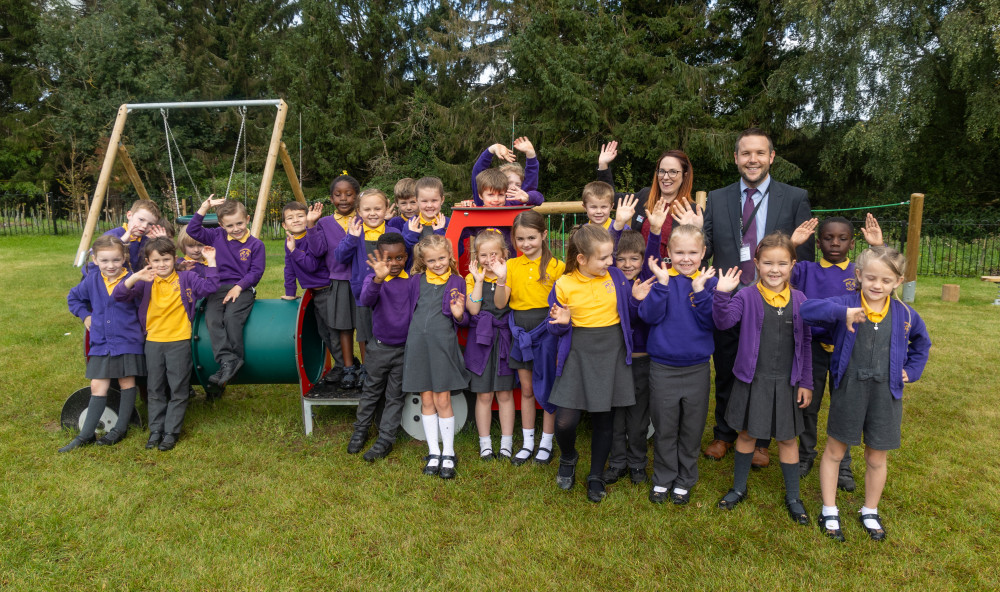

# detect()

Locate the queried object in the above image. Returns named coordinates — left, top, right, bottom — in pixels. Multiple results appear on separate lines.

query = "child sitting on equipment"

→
left=187, top=195, right=266, bottom=389
left=84, top=199, right=164, bottom=276
left=471, top=137, right=544, bottom=206
left=114, top=237, right=220, bottom=451
left=392, top=177, right=418, bottom=224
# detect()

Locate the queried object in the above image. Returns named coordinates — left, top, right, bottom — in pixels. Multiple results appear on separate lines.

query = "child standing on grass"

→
left=187, top=196, right=265, bottom=389
left=636, top=225, right=718, bottom=505
left=306, top=175, right=362, bottom=390
left=465, top=230, right=516, bottom=461
left=402, top=234, right=469, bottom=480
left=471, top=137, right=545, bottom=206
left=61, top=236, right=147, bottom=452
left=712, top=232, right=813, bottom=525
left=802, top=246, right=930, bottom=543
left=789, top=213, right=884, bottom=489
left=547, top=224, right=637, bottom=503
left=114, top=237, right=219, bottom=451
left=499, top=210, right=564, bottom=466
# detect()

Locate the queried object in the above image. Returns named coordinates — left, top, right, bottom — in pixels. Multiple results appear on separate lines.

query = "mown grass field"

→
left=1, top=235, right=998, bottom=591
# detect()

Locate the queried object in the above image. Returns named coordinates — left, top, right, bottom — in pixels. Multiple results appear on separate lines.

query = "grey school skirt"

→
left=314, top=279, right=355, bottom=331
left=549, top=325, right=635, bottom=413
left=86, top=353, right=147, bottom=380
left=725, top=376, right=804, bottom=442
left=508, top=307, right=549, bottom=370
left=468, top=333, right=516, bottom=393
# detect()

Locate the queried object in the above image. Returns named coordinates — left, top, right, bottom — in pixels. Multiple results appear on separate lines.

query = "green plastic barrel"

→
left=190, top=295, right=326, bottom=388
left=176, top=214, right=219, bottom=226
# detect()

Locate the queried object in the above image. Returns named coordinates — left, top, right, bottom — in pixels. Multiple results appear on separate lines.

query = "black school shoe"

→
left=146, top=432, right=163, bottom=449
left=96, top=428, right=127, bottom=446
left=818, top=512, right=846, bottom=542
left=212, top=360, right=244, bottom=387
left=439, top=455, right=457, bottom=480
left=838, top=466, right=857, bottom=492
left=630, top=468, right=647, bottom=484
left=785, top=497, right=810, bottom=525
left=555, top=455, right=578, bottom=490
left=422, top=454, right=441, bottom=476
left=586, top=476, right=607, bottom=503
left=858, top=512, right=887, bottom=542
left=346, top=428, right=369, bottom=454
left=601, top=465, right=627, bottom=484
left=717, top=488, right=748, bottom=510
left=58, top=434, right=96, bottom=453
left=158, top=433, right=179, bottom=451
left=670, top=490, right=691, bottom=505
left=339, top=366, right=359, bottom=390
left=362, top=439, right=393, bottom=462
left=649, top=488, right=669, bottom=504
left=799, top=457, right=815, bottom=478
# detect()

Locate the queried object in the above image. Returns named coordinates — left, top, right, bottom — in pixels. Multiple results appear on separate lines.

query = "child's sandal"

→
left=858, top=512, right=887, bottom=542
left=818, top=513, right=846, bottom=542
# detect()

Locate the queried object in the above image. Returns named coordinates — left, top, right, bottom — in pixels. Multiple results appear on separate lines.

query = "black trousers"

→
left=145, top=340, right=192, bottom=435
left=353, top=339, right=405, bottom=442
left=607, top=356, right=651, bottom=470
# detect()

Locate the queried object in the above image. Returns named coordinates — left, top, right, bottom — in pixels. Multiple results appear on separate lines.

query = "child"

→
left=601, top=199, right=668, bottom=486
left=177, top=224, right=208, bottom=277
left=352, top=233, right=413, bottom=461
left=471, top=137, right=545, bottom=206
left=802, top=246, right=930, bottom=542
left=402, top=177, right=449, bottom=253
left=305, top=175, right=361, bottom=389
left=636, top=226, right=718, bottom=504
left=187, top=195, right=265, bottom=388
left=337, top=189, right=406, bottom=397
left=498, top=210, right=564, bottom=465
left=547, top=224, right=636, bottom=503
left=61, top=236, right=148, bottom=452
left=113, top=237, right=220, bottom=450
left=790, top=213, right=884, bottom=489
left=581, top=181, right=616, bottom=230
left=84, top=199, right=163, bottom=276
left=392, top=177, right=418, bottom=223
left=401, top=234, right=469, bottom=479
left=465, top=230, right=516, bottom=461
left=457, top=168, right=516, bottom=259
left=712, top=232, right=813, bottom=525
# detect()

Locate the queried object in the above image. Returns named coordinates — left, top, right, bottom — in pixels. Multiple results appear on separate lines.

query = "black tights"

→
left=554, top=408, right=614, bottom=478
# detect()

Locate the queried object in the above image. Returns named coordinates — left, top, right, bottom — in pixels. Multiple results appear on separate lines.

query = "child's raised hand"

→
left=489, top=143, right=515, bottom=163
left=598, top=141, right=618, bottom=169
left=632, top=276, right=656, bottom=301
left=513, top=136, right=536, bottom=159
left=84, top=315, right=92, bottom=330
left=348, top=216, right=363, bottom=237
left=548, top=302, right=571, bottom=325
left=432, top=215, right=446, bottom=231
left=716, top=267, right=742, bottom=292
left=147, top=225, right=167, bottom=239
left=647, top=198, right=669, bottom=233
left=671, top=198, right=704, bottom=229
left=648, top=256, right=671, bottom=285
left=902, top=369, right=910, bottom=383
left=506, top=187, right=529, bottom=203
left=691, top=266, right=716, bottom=292
left=306, top=202, right=324, bottom=226
left=285, top=231, right=297, bottom=252
left=407, top=216, right=421, bottom=233
left=384, top=203, right=397, bottom=221
left=797, top=387, right=813, bottom=409
left=458, top=199, right=474, bottom=207
left=281, top=295, right=298, bottom=301
left=366, top=250, right=391, bottom=280
left=615, top=194, right=638, bottom=227
left=207, top=194, right=226, bottom=208
left=862, top=213, right=884, bottom=246
left=201, top=246, right=216, bottom=265
left=177, top=259, right=196, bottom=272
left=489, top=257, right=508, bottom=283
left=449, top=291, right=466, bottom=320
left=845, top=307, right=867, bottom=332
left=790, top=218, right=818, bottom=247
left=133, top=265, right=157, bottom=283
left=470, top=264, right=486, bottom=283
left=223, top=285, right=243, bottom=304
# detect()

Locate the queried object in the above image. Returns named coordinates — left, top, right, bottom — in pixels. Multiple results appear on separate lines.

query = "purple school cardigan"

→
left=113, top=267, right=220, bottom=332
left=68, top=271, right=145, bottom=356
left=334, top=217, right=406, bottom=303
left=465, top=310, right=513, bottom=377
left=547, top=266, right=635, bottom=377
left=801, top=293, right=931, bottom=399
left=712, top=286, right=813, bottom=390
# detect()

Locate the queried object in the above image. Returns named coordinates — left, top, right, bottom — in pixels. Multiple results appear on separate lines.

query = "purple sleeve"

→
left=360, top=276, right=381, bottom=308
left=800, top=297, right=848, bottom=330
left=638, top=231, right=662, bottom=281
left=523, top=156, right=539, bottom=191
left=335, top=233, right=358, bottom=264
left=471, top=148, right=493, bottom=206
left=545, top=285, right=570, bottom=336
left=186, top=212, right=219, bottom=246
left=712, top=289, right=744, bottom=330
left=188, top=267, right=220, bottom=300
left=902, top=310, right=931, bottom=383
left=113, top=279, right=143, bottom=302
left=283, top=249, right=297, bottom=297
left=638, top=282, right=669, bottom=325
left=237, top=241, right=266, bottom=290
left=290, top=248, right=321, bottom=273
left=402, top=218, right=421, bottom=248
left=306, top=221, right=329, bottom=257
left=692, top=279, right=717, bottom=331
left=67, top=280, right=92, bottom=320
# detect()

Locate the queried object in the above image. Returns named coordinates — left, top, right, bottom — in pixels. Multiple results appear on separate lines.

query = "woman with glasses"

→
left=596, top=141, right=696, bottom=259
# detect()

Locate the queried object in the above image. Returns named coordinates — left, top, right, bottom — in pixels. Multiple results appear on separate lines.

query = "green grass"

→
left=2, top=235, right=999, bottom=590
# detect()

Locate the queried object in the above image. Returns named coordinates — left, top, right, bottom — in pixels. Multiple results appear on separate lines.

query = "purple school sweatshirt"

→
left=68, top=271, right=145, bottom=356
left=638, top=275, right=718, bottom=367
left=186, top=213, right=265, bottom=290
left=81, top=226, right=147, bottom=278
left=471, top=148, right=545, bottom=206
left=360, top=272, right=468, bottom=346
left=335, top=217, right=406, bottom=303
left=113, top=267, right=220, bottom=331
left=284, top=239, right=330, bottom=297
left=306, top=215, right=352, bottom=281
left=801, top=293, right=931, bottom=399
left=790, top=260, right=858, bottom=345
left=713, top=286, right=813, bottom=390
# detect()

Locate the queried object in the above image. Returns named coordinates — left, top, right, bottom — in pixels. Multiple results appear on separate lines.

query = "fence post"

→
left=47, top=192, right=57, bottom=235
left=901, top=193, right=924, bottom=302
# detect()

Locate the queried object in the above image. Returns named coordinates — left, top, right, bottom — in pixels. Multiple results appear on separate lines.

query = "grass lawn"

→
left=1, top=235, right=998, bottom=591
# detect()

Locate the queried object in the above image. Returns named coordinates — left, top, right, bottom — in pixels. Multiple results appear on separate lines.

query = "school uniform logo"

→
left=604, top=280, right=615, bottom=294
left=449, top=287, right=463, bottom=302
left=185, top=288, right=193, bottom=304
left=843, top=278, right=858, bottom=291
left=240, top=247, right=251, bottom=261
left=689, top=291, right=697, bottom=307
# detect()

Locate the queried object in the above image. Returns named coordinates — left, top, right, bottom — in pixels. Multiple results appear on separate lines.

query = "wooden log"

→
left=279, top=141, right=307, bottom=204
left=534, top=201, right=585, bottom=215
left=115, top=143, right=152, bottom=202
left=251, top=99, right=288, bottom=238
left=75, top=104, right=129, bottom=266
left=901, top=193, right=924, bottom=302
left=941, top=284, right=960, bottom=302
left=695, top=190, right=707, bottom=211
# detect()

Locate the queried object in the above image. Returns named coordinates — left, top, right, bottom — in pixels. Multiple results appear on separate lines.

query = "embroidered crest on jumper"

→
left=185, top=288, right=193, bottom=303
left=240, top=247, right=251, bottom=261
left=844, top=277, right=858, bottom=291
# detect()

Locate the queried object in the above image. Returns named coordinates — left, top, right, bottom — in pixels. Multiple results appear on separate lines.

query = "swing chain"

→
left=226, top=107, right=247, bottom=201
left=161, top=108, right=201, bottom=213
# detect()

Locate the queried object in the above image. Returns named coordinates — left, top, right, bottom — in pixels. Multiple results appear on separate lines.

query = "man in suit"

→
left=702, top=128, right=814, bottom=467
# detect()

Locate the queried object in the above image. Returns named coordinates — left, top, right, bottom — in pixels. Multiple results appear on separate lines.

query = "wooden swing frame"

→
left=74, top=99, right=306, bottom=267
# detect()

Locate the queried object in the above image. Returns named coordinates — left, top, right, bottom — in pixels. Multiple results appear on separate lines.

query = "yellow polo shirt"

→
left=861, top=293, right=890, bottom=323
left=757, top=283, right=790, bottom=308
left=146, top=271, right=191, bottom=342
left=506, top=255, right=566, bottom=310
left=554, top=270, right=618, bottom=328
left=102, top=270, right=127, bottom=295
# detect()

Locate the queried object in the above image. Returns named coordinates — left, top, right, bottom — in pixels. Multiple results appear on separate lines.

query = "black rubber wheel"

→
left=60, top=386, right=143, bottom=431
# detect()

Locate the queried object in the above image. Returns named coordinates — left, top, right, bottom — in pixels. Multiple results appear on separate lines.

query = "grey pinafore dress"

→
left=401, top=276, right=470, bottom=393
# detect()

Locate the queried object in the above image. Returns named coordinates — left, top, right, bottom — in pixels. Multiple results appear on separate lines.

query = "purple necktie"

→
left=740, top=187, right=757, bottom=285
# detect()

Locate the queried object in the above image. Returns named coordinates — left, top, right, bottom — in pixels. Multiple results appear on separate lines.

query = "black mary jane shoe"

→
left=649, top=488, right=669, bottom=504
left=717, top=488, right=747, bottom=510
left=439, top=455, right=457, bottom=480
left=58, top=434, right=96, bottom=453
left=818, top=512, right=846, bottom=542
left=479, top=448, right=495, bottom=462
left=533, top=445, right=553, bottom=465
left=422, top=454, right=441, bottom=476
left=510, top=447, right=533, bottom=466
left=146, top=432, right=163, bottom=450
left=601, top=466, right=627, bottom=484
left=785, top=497, right=810, bottom=525
left=671, top=490, right=691, bottom=506
left=555, top=456, right=578, bottom=490
left=586, top=476, right=607, bottom=503
left=858, top=512, right=887, bottom=542
left=96, top=428, right=127, bottom=446
left=158, top=433, right=178, bottom=451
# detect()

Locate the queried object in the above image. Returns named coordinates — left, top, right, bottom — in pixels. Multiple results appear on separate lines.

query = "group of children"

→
left=63, top=140, right=931, bottom=544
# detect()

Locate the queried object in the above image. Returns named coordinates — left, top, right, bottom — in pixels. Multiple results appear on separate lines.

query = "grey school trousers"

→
left=353, top=339, right=406, bottom=442
left=146, top=340, right=192, bottom=435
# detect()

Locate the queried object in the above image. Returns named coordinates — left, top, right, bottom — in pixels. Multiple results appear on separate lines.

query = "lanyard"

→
left=738, top=185, right=770, bottom=243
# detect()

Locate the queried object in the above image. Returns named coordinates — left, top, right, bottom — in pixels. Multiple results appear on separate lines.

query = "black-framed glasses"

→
left=656, top=169, right=683, bottom=179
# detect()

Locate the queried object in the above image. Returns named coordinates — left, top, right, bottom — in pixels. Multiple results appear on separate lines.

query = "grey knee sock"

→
left=733, top=450, right=753, bottom=493
left=114, top=387, right=137, bottom=432
left=781, top=462, right=801, bottom=500
left=80, top=396, right=108, bottom=439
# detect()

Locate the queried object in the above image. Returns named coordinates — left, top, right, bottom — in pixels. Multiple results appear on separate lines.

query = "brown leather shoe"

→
left=703, top=439, right=732, bottom=460
left=751, top=446, right=770, bottom=468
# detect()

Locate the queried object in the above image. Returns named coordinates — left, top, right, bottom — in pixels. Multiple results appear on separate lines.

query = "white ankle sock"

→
left=516, top=428, right=535, bottom=459
left=673, top=487, right=689, bottom=496
left=860, top=506, right=881, bottom=529
left=421, top=414, right=440, bottom=456
left=822, top=505, right=840, bottom=530
left=653, top=485, right=668, bottom=493
left=535, top=432, right=554, bottom=461
left=479, top=436, right=493, bottom=454
left=500, top=435, right=513, bottom=455
left=439, top=416, right=456, bottom=460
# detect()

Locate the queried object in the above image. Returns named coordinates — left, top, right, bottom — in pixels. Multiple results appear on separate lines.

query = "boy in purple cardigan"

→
left=471, top=137, right=545, bottom=206
left=186, top=196, right=266, bottom=388
left=114, top=238, right=219, bottom=450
